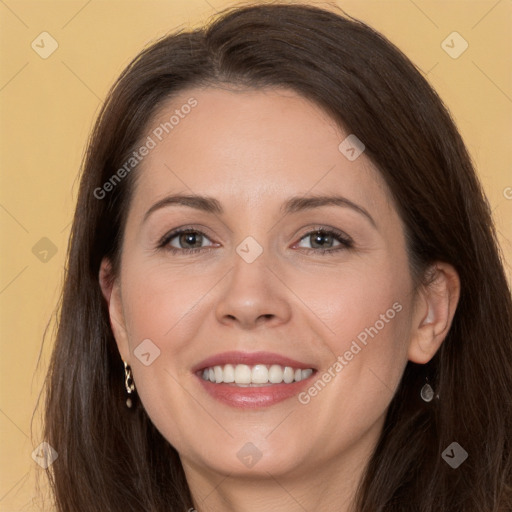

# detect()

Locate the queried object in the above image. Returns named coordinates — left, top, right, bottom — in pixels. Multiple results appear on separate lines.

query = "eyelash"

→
left=157, top=226, right=354, bottom=256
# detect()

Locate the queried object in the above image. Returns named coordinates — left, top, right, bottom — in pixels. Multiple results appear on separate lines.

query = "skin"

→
left=99, top=86, right=460, bottom=512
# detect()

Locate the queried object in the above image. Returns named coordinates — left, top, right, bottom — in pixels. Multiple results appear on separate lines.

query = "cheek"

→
left=329, top=275, right=410, bottom=359
left=291, top=277, right=412, bottom=460
left=293, top=257, right=413, bottom=412
left=291, top=254, right=412, bottom=353
left=118, top=261, right=215, bottom=447
left=120, top=258, right=215, bottom=347
left=118, top=260, right=213, bottom=396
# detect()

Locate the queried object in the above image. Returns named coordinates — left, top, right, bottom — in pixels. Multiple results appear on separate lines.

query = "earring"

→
left=124, top=361, right=135, bottom=408
left=420, top=376, right=439, bottom=402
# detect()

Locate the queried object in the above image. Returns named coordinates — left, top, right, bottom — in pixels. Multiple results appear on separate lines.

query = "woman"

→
left=40, top=2, right=512, bottom=511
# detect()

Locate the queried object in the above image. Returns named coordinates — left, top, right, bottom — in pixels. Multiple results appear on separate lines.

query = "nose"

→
left=214, top=253, right=292, bottom=330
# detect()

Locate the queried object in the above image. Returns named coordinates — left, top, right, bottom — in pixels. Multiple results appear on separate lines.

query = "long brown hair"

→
left=38, top=2, right=512, bottom=510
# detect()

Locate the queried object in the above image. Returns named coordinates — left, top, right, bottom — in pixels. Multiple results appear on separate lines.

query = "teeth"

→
left=234, top=364, right=252, bottom=384
left=268, top=364, right=283, bottom=383
left=301, top=368, right=313, bottom=379
left=199, top=363, right=314, bottom=385
left=283, top=366, right=294, bottom=383
left=223, top=364, right=235, bottom=383
left=251, top=365, right=268, bottom=384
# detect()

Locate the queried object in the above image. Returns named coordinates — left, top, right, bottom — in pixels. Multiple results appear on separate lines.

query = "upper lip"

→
left=192, top=351, right=317, bottom=373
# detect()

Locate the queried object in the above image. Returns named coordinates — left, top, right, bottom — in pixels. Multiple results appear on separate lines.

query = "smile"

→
left=193, top=351, right=318, bottom=408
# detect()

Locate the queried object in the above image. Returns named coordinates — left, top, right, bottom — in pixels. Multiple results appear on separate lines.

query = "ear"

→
left=408, top=262, right=461, bottom=364
left=99, top=257, right=131, bottom=363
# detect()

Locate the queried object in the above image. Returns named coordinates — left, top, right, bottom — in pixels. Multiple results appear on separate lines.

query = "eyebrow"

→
left=143, top=193, right=376, bottom=228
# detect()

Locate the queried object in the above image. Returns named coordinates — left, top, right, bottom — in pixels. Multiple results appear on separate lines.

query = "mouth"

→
left=193, top=351, right=317, bottom=408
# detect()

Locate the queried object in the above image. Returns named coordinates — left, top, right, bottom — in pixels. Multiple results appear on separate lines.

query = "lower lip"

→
left=195, top=373, right=316, bottom=408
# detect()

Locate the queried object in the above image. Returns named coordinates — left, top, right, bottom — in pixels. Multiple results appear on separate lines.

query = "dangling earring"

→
left=124, top=361, right=135, bottom=408
left=420, top=376, right=439, bottom=402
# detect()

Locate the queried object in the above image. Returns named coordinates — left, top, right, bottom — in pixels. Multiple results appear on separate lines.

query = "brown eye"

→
left=158, top=229, right=214, bottom=254
left=295, top=228, right=353, bottom=254
left=307, top=231, right=337, bottom=249
left=174, top=231, right=206, bottom=249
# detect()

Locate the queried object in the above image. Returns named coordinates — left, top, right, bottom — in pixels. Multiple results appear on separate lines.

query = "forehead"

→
left=128, top=86, right=391, bottom=218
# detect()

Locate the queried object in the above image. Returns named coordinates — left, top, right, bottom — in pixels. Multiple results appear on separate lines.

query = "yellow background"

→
left=1, top=0, right=511, bottom=509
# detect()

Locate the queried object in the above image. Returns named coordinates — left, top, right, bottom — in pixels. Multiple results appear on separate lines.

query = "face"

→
left=104, top=86, right=428, bottom=483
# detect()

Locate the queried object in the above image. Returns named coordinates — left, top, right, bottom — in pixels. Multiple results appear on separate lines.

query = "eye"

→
left=157, top=228, right=215, bottom=254
left=157, top=226, right=353, bottom=256
left=295, top=228, right=353, bottom=254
